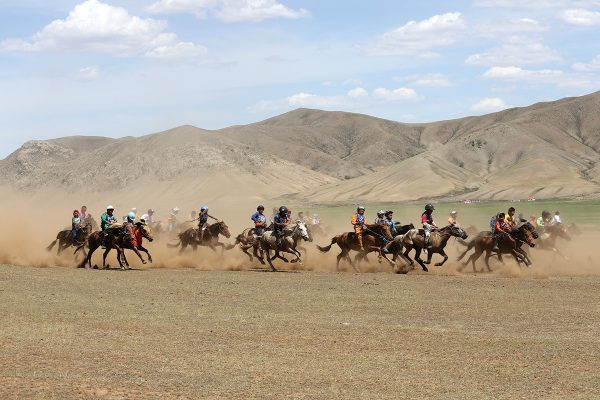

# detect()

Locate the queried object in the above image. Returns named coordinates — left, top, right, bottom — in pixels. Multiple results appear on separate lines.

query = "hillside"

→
left=2, top=91, right=600, bottom=204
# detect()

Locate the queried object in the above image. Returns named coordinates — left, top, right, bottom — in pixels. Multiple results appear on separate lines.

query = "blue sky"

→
left=2, top=0, right=600, bottom=158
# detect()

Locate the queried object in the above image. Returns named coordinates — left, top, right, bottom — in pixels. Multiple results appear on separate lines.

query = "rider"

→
left=384, top=210, right=396, bottom=236
left=286, top=208, right=293, bottom=222
left=351, top=206, right=366, bottom=250
left=131, top=207, right=139, bottom=220
left=251, top=205, right=268, bottom=236
left=197, top=205, right=218, bottom=242
left=71, top=209, right=82, bottom=242
left=554, top=211, right=562, bottom=224
left=447, top=210, right=458, bottom=225
left=506, top=207, right=518, bottom=229
left=145, top=209, right=155, bottom=224
left=493, top=212, right=511, bottom=251
left=374, top=210, right=386, bottom=225
left=168, top=207, right=180, bottom=232
left=124, top=211, right=137, bottom=247
left=537, top=210, right=553, bottom=230
left=80, top=205, right=88, bottom=220
left=273, top=206, right=290, bottom=249
left=421, top=203, right=437, bottom=253
left=101, top=205, right=117, bottom=231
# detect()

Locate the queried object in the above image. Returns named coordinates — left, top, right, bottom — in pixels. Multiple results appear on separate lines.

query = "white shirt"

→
left=554, top=215, right=562, bottom=223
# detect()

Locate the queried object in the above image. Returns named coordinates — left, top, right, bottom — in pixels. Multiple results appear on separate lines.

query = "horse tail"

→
left=457, top=238, right=476, bottom=261
left=456, top=238, right=469, bottom=246
left=167, top=239, right=181, bottom=248
left=46, top=239, right=58, bottom=252
left=317, top=236, right=338, bottom=252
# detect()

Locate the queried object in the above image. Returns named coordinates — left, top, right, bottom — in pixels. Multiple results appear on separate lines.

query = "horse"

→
left=316, top=224, right=393, bottom=272
left=167, top=221, right=232, bottom=253
left=76, top=228, right=127, bottom=270
left=234, top=227, right=267, bottom=264
left=457, top=222, right=538, bottom=272
left=258, top=221, right=310, bottom=271
left=400, top=225, right=468, bottom=272
left=98, top=222, right=155, bottom=269
left=47, top=219, right=94, bottom=256
left=535, top=223, right=571, bottom=259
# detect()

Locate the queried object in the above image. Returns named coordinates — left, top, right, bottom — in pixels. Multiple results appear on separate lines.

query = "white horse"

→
left=259, top=221, right=310, bottom=271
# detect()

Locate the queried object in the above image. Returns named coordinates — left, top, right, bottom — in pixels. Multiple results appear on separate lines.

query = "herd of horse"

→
left=46, top=214, right=578, bottom=273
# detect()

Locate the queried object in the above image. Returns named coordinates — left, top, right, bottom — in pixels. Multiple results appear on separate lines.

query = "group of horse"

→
left=46, top=214, right=577, bottom=273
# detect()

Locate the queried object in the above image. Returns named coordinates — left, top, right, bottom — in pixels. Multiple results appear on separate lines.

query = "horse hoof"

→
left=142, top=261, right=147, bottom=265
left=435, top=263, right=443, bottom=267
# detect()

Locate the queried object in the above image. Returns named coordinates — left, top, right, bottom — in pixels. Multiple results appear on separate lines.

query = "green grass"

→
left=304, top=200, right=599, bottom=230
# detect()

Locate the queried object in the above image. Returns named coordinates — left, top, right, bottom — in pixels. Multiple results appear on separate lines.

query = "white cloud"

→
left=483, top=66, right=563, bottom=82
left=76, top=66, right=100, bottom=81
left=251, top=86, right=422, bottom=111
left=475, top=17, right=548, bottom=38
left=471, top=97, right=509, bottom=112
left=466, top=37, right=562, bottom=66
left=147, top=0, right=310, bottom=22
left=573, top=54, right=600, bottom=70
left=474, top=0, right=600, bottom=8
left=365, top=12, right=466, bottom=56
left=0, top=0, right=206, bottom=58
left=558, top=8, right=600, bottom=25
left=413, top=73, right=453, bottom=87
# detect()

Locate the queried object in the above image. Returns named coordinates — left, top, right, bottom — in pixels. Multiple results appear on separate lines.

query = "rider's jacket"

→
left=251, top=212, right=267, bottom=227
left=421, top=211, right=433, bottom=225
left=384, top=219, right=396, bottom=235
left=273, top=214, right=289, bottom=232
left=373, top=217, right=386, bottom=225
left=506, top=214, right=517, bottom=228
left=101, top=212, right=117, bottom=230
left=351, top=213, right=365, bottom=227
left=198, top=212, right=209, bottom=227
left=72, top=216, right=81, bottom=230
left=495, top=219, right=510, bottom=234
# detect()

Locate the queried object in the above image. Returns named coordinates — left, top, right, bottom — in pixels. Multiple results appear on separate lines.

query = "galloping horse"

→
left=457, top=222, right=538, bottom=272
left=259, top=221, right=310, bottom=271
left=167, top=221, right=232, bottom=253
left=234, top=227, right=266, bottom=264
left=76, top=228, right=126, bottom=270
left=400, top=225, right=468, bottom=272
left=47, top=215, right=97, bottom=255
left=535, top=223, right=571, bottom=259
left=317, top=224, right=393, bottom=272
left=99, top=222, right=154, bottom=269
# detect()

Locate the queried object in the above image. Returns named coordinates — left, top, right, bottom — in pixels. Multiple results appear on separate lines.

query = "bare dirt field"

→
left=1, top=265, right=599, bottom=399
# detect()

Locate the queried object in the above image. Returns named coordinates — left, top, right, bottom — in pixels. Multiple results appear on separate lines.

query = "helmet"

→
left=172, top=207, right=180, bottom=213
left=132, top=207, right=137, bottom=212
left=450, top=210, right=457, bottom=215
left=147, top=209, right=154, bottom=214
left=498, top=212, right=506, bottom=218
left=200, top=205, right=208, bottom=211
left=377, top=210, right=384, bottom=216
left=357, top=205, right=365, bottom=211
left=127, top=211, right=136, bottom=220
left=542, top=210, right=551, bottom=218
left=141, top=213, right=149, bottom=222
left=425, top=203, right=434, bottom=211
left=73, top=209, right=79, bottom=214
left=279, top=206, right=288, bottom=215
left=508, top=207, right=515, bottom=212
left=106, top=205, right=114, bottom=211
left=385, top=210, right=393, bottom=216
left=257, top=204, right=265, bottom=211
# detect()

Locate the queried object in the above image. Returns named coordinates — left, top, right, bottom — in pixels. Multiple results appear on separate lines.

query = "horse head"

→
left=523, top=228, right=536, bottom=247
left=293, top=221, right=310, bottom=241
left=521, top=222, right=539, bottom=239
left=137, top=223, right=154, bottom=242
left=216, top=221, right=231, bottom=239
left=448, top=224, right=468, bottom=239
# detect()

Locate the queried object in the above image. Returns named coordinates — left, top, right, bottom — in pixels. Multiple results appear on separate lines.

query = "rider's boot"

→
left=423, top=237, right=429, bottom=255
left=492, top=236, right=499, bottom=251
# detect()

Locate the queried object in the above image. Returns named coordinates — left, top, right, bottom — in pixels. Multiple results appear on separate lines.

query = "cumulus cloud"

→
left=475, top=17, right=548, bottom=38
left=483, top=66, right=563, bottom=82
left=251, top=86, right=422, bottom=111
left=0, top=0, right=206, bottom=58
left=147, top=0, right=310, bottom=22
left=573, top=54, right=600, bottom=70
left=466, top=37, right=562, bottom=66
left=412, top=73, right=453, bottom=87
left=471, top=97, right=509, bottom=112
left=364, top=12, right=466, bottom=56
left=558, top=8, right=600, bottom=25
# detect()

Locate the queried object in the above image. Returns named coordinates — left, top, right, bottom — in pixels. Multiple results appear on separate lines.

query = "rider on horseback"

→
left=273, top=206, right=290, bottom=249
left=374, top=210, right=386, bottom=225
left=447, top=210, right=458, bottom=226
left=251, top=205, right=267, bottom=237
left=422, top=203, right=437, bottom=253
left=100, top=205, right=118, bottom=247
left=384, top=210, right=396, bottom=236
left=352, top=206, right=366, bottom=250
left=493, top=212, right=511, bottom=251
left=71, top=209, right=82, bottom=242
left=124, top=211, right=137, bottom=247
left=506, top=207, right=518, bottom=229
left=197, top=205, right=218, bottom=242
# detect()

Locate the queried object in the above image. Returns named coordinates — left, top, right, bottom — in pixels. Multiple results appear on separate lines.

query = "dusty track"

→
left=1, top=265, right=599, bottom=399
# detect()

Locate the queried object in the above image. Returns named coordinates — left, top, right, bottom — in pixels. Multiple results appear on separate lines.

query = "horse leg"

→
left=131, top=247, right=147, bottom=265
left=423, top=250, right=434, bottom=265
left=403, top=247, right=415, bottom=267
left=102, top=247, right=111, bottom=269
left=241, top=243, right=254, bottom=262
left=138, top=246, right=152, bottom=263
left=336, top=251, right=344, bottom=272
left=346, top=251, right=360, bottom=273
left=434, top=249, right=449, bottom=267
left=413, top=249, right=428, bottom=272
left=264, top=247, right=277, bottom=272
left=484, top=250, right=493, bottom=272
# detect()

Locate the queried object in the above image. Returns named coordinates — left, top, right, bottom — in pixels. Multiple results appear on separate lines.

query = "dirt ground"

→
left=1, top=265, right=599, bottom=399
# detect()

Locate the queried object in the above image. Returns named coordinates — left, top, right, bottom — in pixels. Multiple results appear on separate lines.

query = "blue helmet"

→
left=127, top=211, right=136, bottom=220
left=200, top=205, right=208, bottom=211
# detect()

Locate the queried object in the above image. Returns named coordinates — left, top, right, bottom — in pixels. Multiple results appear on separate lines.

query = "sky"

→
left=1, top=0, right=600, bottom=158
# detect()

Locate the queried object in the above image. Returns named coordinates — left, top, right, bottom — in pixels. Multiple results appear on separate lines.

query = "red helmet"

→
left=73, top=209, right=79, bottom=214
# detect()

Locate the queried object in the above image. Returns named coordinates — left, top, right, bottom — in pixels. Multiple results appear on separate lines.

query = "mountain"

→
left=2, top=91, right=600, bottom=205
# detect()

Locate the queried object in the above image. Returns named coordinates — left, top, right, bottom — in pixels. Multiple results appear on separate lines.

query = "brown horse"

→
left=167, top=221, right=232, bottom=253
left=99, top=223, right=155, bottom=269
left=535, top=223, right=571, bottom=259
left=457, top=222, right=538, bottom=272
left=76, top=228, right=127, bottom=270
left=234, top=228, right=266, bottom=264
left=317, top=224, right=393, bottom=272
left=46, top=216, right=97, bottom=255
left=400, top=225, right=468, bottom=272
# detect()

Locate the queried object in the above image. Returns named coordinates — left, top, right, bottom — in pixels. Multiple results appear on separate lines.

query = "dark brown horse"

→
left=317, top=224, right=393, bottom=272
left=99, top=223, right=155, bottom=269
left=167, top=221, right=232, bottom=253
left=457, top=222, right=538, bottom=272
left=76, top=228, right=127, bottom=270
left=400, top=225, right=468, bottom=272
left=46, top=216, right=97, bottom=255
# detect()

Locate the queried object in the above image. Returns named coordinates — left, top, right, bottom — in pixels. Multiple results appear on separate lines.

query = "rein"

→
left=363, top=227, right=390, bottom=243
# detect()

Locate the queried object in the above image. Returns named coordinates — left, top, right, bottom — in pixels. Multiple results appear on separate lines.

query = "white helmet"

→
left=172, top=207, right=180, bottom=213
left=141, top=213, right=149, bottom=222
left=106, top=205, right=114, bottom=210
left=450, top=210, right=457, bottom=215
left=132, top=207, right=137, bottom=212
left=377, top=209, right=384, bottom=216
